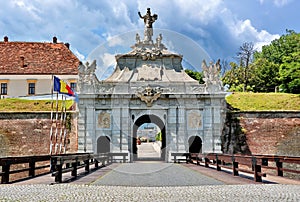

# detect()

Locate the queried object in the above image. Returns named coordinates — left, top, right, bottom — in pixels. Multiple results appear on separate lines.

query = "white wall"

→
left=0, top=75, right=78, bottom=97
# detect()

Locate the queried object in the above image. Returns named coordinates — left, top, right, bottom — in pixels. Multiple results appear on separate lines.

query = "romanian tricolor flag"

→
left=53, top=76, right=75, bottom=96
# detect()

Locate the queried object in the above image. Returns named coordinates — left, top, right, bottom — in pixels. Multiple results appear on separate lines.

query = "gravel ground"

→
left=0, top=184, right=299, bottom=201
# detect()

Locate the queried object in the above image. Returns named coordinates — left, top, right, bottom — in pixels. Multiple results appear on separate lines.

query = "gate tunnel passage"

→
left=132, top=114, right=166, bottom=161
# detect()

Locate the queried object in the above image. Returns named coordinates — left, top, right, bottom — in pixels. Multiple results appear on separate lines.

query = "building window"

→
left=70, top=82, right=77, bottom=91
left=28, top=83, right=35, bottom=95
left=1, top=83, right=7, bottom=95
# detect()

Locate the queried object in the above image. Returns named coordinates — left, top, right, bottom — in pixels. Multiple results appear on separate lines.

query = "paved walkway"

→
left=2, top=162, right=299, bottom=201
left=1, top=183, right=299, bottom=201
left=91, top=162, right=224, bottom=186
left=137, top=142, right=161, bottom=158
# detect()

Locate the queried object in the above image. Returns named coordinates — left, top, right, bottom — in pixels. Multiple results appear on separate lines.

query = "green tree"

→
left=222, top=61, right=256, bottom=92
left=185, top=69, right=204, bottom=84
left=236, top=42, right=255, bottom=91
left=257, top=30, right=299, bottom=64
left=252, top=58, right=280, bottom=92
left=279, top=52, right=300, bottom=93
left=155, top=131, right=162, bottom=141
left=223, top=30, right=300, bottom=93
left=255, top=30, right=300, bottom=93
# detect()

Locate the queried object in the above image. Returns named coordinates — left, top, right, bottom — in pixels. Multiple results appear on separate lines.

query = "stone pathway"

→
left=0, top=184, right=299, bottom=201
left=91, top=162, right=224, bottom=186
left=4, top=162, right=300, bottom=201
left=137, top=142, right=161, bottom=158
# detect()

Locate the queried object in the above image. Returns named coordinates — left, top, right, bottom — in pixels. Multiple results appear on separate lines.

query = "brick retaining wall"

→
left=0, top=112, right=77, bottom=157
left=0, top=111, right=299, bottom=157
left=222, top=111, right=300, bottom=156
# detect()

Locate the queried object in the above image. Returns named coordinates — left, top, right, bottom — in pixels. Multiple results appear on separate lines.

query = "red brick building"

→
left=0, top=36, right=79, bottom=98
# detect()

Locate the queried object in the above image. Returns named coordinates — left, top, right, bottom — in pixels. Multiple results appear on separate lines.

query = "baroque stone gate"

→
left=77, top=9, right=226, bottom=162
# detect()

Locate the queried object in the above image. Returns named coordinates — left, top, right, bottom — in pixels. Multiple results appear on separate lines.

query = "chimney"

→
left=53, top=36, right=57, bottom=43
left=20, top=56, right=25, bottom=68
left=65, top=43, right=70, bottom=49
left=4, top=36, right=8, bottom=42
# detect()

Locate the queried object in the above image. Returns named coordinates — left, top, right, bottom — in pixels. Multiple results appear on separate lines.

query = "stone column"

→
left=85, top=106, right=95, bottom=153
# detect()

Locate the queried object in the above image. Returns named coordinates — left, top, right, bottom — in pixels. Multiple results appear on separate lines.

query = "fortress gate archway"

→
left=77, top=8, right=226, bottom=162
left=132, top=114, right=166, bottom=161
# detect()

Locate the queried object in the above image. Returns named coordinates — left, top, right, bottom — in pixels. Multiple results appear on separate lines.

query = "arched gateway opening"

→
left=97, top=136, right=110, bottom=153
left=132, top=114, right=166, bottom=161
left=188, top=136, right=202, bottom=153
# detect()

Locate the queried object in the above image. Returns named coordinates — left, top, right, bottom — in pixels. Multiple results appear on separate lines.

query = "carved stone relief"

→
left=136, top=85, right=162, bottom=107
left=187, top=110, right=202, bottom=129
left=97, top=111, right=111, bottom=128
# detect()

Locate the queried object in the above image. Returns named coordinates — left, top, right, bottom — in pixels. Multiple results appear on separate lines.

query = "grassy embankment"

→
left=226, top=92, right=300, bottom=111
left=0, top=93, right=299, bottom=111
left=0, top=98, right=74, bottom=112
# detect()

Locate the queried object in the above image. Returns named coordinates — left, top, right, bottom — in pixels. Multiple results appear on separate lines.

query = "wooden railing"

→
left=50, top=153, right=109, bottom=183
left=50, top=152, right=129, bottom=183
left=0, top=152, right=129, bottom=184
left=172, top=153, right=300, bottom=182
left=0, top=155, right=51, bottom=184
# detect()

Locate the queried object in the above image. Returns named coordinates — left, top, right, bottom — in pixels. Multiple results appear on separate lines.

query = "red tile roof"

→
left=0, top=40, right=79, bottom=75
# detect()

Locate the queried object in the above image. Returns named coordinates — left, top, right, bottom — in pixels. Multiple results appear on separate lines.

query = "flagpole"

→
left=49, top=74, right=54, bottom=155
left=58, top=94, right=64, bottom=154
left=54, top=91, right=59, bottom=154
left=62, top=95, right=67, bottom=154
left=52, top=75, right=76, bottom=154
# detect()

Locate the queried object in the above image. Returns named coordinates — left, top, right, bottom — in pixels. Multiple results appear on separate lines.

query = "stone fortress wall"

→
left=0, top=112, right=78, bottom=157
left=1, top=111, right=299, bottom=157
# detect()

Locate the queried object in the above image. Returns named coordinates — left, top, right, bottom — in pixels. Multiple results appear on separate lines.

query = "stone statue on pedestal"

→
left=138, top=8, right=158, bottom=43
left=202, top=59, right=223, bottom=92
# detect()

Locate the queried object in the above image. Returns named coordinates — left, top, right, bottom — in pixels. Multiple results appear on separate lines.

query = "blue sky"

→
left=0, top=0, right=299, bottom=74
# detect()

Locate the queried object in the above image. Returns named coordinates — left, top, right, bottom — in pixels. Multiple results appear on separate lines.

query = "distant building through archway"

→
left=132, top=114, right=166, bottom=161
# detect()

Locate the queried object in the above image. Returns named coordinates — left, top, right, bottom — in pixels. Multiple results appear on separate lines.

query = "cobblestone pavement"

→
left=0, top=184, right=299, bottom=201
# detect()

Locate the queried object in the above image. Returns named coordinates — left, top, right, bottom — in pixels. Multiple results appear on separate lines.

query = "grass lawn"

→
left=0, top=98, right=74, bottom=112
left=0, top=93, right=299, bottom=111
left=226, top=92, right=300, bottom=111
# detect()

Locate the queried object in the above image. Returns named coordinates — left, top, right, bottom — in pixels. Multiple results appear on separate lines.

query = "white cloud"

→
left=72, top=48, right=85, bottom=61
left=274, top=0, right=292, bottom=7
left=224, top=10, right=280, bottom=51
left=0, top=0, right=293, bottom=66
left=259, top=0, right=293, bottom=7
left=107, top=35, right=125, bottom=47
left=226, top=18, right=279, bottom=51
left=101, top=53, right=116, bottom=68
left=96, top=53, right=117, bottom=80
left=254, top=30, right=280, bottom=51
